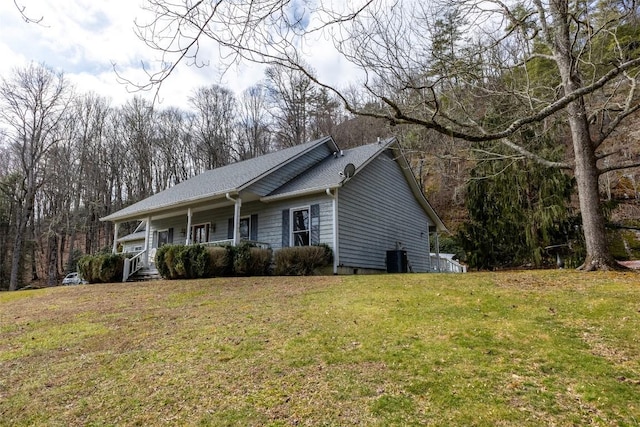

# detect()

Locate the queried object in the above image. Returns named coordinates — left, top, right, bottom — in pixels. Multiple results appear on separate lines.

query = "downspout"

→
left=226, top=193, right=242, bottom=246
left=185, top=208, right=192, bottom=245
left=112, top=222, right=119, bottom=254
left=326, top=188, right=339, bottom=275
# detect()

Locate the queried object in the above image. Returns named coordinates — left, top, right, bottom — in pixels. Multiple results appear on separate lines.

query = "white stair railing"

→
left=123, top=249, right=146, bottom=282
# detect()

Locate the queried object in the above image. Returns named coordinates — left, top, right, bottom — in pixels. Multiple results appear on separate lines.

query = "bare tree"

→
left=189, top=85, right=236, bottom=169
left=67, top=93, right=113, bottom=264
left=0, top=63, right=71, bottom=290
left=153, top=107, right=195, bottom=190
left=118, top=96, right=156, bottom=202
left=309, top=88, right=341, bottom=140
left=235, top=85, right=273, bottom=160
left=0, top=151, right=19, bottom=288
left=135, top=0, right=640, bottom=270
left=264, top=65, right=315, bottom=148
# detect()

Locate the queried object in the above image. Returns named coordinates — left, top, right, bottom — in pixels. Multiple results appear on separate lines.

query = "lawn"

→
left=1, top=271, right=639, bottom=426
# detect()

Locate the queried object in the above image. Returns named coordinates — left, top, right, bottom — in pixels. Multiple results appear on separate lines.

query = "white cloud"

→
left=0, top=1, right=363, bottom=109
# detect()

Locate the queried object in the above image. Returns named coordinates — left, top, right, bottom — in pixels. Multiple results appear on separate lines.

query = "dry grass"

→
left=1, top=271, right=639, bottom=426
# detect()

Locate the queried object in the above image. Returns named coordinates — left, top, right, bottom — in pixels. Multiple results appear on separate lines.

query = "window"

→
left=291, top=207, right=310, bottom=246
left=239, top=217, right=250, bottom=240
left=157, top=229, right=170, bottom=247
left=191, top=223, right=210, bottom=244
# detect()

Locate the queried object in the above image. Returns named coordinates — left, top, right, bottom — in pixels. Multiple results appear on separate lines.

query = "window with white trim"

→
left=291, top=207, right=310, bottom=246
left=191, top=223, right=210, bottom=244
left=239, top=217, right=250, bottom=240
left=157, top=229, right=170, bottom=247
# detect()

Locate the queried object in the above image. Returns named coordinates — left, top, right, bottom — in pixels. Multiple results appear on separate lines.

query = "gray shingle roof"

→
left=265, top=138, right=394, bottom=199
left=101, top=137, right=334, bottom=222
left=117, top=231, right=146, bottom=243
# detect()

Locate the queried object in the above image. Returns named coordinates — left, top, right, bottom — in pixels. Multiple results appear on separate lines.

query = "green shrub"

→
left=155, top=244, right=211, bottom=279
left=274, top=245, right=333, bottom=276
left=77, top=253, right=125, bottom=283
left=206, top=246, right=234, bottom=277
left=155, top=245, right=171, bottom=278
left=234, top=242, right=272, bottom=276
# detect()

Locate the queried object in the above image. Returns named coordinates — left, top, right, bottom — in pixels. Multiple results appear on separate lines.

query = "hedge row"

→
left=77, top=253, right=125, bottom=283
left=155, top=243, right=333, bottom=279
left=274, top=245, right=333, bottom=275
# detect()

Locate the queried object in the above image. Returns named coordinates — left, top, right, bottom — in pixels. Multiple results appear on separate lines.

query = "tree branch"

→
left=600, top=159, right=640, bottom=175
left=13, top=0, right=44, bottom=25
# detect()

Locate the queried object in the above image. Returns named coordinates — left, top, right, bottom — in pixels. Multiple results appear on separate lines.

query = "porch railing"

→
left=202, top=239, right=271, bottom=249
left=430, top=255, right=467, bottom=273
left=123, top=249, right=146, bottom=282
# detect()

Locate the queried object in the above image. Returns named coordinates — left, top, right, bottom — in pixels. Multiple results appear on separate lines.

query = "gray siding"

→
left=149, top=216, right=186, bottom=248
left=245, top=144, right=332, bottom=196
left=122, top=240, right=145, bottom=253
left=251, top=195, right=334, bottom=251
left=338, top=150, right=433, bottom=272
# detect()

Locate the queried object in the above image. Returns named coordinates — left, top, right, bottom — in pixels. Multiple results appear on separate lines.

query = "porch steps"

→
left=128, top=267, right=162, bottom=282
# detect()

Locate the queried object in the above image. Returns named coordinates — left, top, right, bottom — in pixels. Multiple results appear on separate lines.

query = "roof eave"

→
left=261, top=184, right=341, bottom=203
left=100, top=190, right=239, bottom=223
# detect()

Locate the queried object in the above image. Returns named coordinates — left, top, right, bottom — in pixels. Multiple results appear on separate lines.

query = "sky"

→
left=0, top=0, right=360, bottom=110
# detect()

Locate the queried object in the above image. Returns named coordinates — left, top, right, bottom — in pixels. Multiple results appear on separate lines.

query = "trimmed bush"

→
left=234, top=242, right=273, bottom=276
left=155, top=244, right=211, bottom=279
left=274, top=245, right=333, bottom=276
left=77, top=253, right=125, bottom=283
left=155, top=245, right=171, bottom=279
left=206, top=246, right=234, bottom=277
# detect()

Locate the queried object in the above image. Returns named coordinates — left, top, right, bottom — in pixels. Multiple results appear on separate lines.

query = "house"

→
left=100, top=136, right=448, bottom=279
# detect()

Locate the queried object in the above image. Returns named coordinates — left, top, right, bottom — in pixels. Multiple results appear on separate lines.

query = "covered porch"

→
left=112, top=192, right=268, bottom=282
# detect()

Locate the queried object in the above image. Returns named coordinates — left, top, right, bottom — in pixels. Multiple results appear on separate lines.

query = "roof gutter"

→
left=260, top=185, right=341, bottom=203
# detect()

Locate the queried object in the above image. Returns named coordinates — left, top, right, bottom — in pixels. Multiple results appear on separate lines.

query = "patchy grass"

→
left=1, top=271, right=639, bottom=426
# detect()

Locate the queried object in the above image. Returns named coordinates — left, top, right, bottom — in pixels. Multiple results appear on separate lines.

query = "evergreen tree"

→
left=460, top=136, right=577, bottom=270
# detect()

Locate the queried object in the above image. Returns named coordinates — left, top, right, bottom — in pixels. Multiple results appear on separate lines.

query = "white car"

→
left=62, top=272, right=87, bottom=285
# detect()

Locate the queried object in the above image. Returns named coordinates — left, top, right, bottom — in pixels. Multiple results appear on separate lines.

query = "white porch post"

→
left=435, top=231, right=441, bottom=273
left=225, top=193, right=242, bottom=246
left=112, top=222, right=119, bottom=254
left=144, top=216, right=151, bottom=267
left=185, top=208, right=193, bottom=245
left=233, top=198, right=242, bottom=245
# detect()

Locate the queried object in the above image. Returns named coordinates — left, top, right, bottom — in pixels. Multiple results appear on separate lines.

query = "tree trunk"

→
left=9, top=194, right=33, bottom=290
left=550, top=0, right=621, bottom=271
left=47, top=233, right=59, bottom=286
left=570, top=115, right=619, bottom=270
left=8, top=223, right=25, bottom=291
